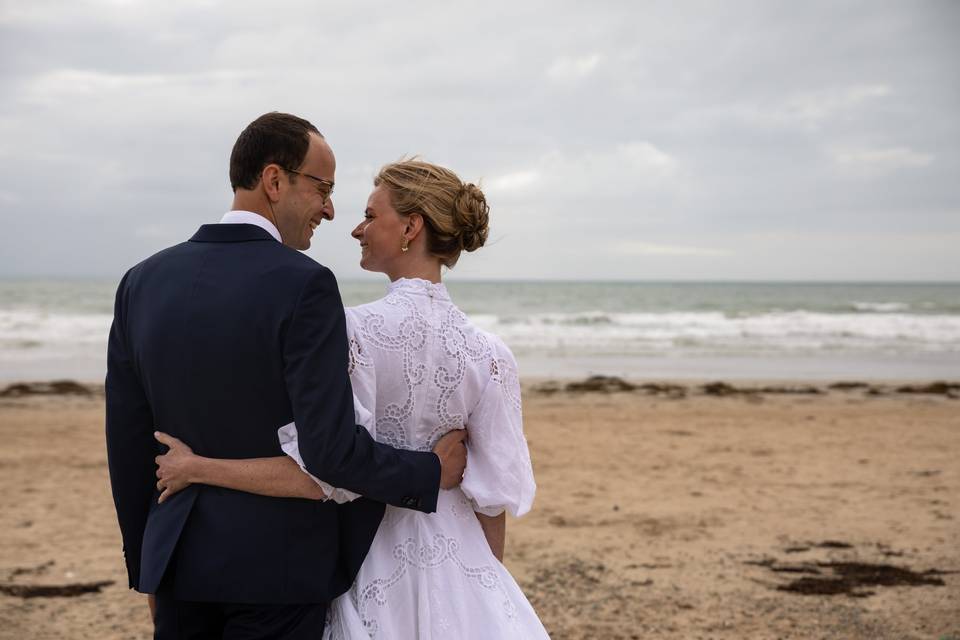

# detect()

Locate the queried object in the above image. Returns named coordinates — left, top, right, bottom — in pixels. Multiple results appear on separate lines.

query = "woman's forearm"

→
left=147, top=594, right=156, bottom=624
left=475, top=511, right=506, bottom=561
left=190, top=455, right=326, bottom=500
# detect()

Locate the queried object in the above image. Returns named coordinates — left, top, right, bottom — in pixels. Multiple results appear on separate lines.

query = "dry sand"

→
left=0, top=379, right=957, bottom=639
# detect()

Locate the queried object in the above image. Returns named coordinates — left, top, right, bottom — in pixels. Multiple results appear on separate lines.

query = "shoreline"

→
left=6, top=351, right=960, bottom=387
left=3, top=376, right=958, bottom=399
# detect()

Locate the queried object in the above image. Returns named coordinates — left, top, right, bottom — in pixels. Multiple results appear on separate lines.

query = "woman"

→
left=155, top=160, right=550, bottom=638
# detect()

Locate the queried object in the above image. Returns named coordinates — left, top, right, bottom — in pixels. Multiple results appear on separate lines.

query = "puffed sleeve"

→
left=460, top=336, right=536, bottom=517
left=343, top=307, right=378, bottom=434
left=277, top=310, right=376, bottom=504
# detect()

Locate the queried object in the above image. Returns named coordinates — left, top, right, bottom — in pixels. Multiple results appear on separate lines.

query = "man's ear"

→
left=261, top=164, right=283, bottom=201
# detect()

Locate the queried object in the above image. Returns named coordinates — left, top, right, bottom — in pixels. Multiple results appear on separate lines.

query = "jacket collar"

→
left=189, top=224, right=277, bottom=243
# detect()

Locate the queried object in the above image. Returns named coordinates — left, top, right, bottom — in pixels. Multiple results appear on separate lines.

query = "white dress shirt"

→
left=219, top=210, right=282, bottom=242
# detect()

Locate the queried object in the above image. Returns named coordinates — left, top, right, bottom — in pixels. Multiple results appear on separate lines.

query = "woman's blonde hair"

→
left=375, top=159, right=489, bottom=268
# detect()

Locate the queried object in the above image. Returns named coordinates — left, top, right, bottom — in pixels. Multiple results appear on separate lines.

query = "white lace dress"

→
left=278, top=277, right=549, bottom=639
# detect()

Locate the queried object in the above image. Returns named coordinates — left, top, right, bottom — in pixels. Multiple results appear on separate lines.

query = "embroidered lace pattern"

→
left=348, top=279, right=495, bottom=452
left=348, top=533, right=517, bottom=638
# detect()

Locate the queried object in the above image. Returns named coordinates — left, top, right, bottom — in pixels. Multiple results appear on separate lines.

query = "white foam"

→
left=851, top=301, right=911, bottom=312
left=473, top=310, right=960, bottom=355
left=2, top=308, right=958, bottom=375
left=0, top=310, right=112, bottom=364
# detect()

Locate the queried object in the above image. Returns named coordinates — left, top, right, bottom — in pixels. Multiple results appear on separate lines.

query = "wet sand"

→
left=0, top=380, right=958, bottom=639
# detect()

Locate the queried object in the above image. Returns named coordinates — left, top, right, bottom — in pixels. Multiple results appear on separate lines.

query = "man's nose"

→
left=322, top=198, right=335, bottom=221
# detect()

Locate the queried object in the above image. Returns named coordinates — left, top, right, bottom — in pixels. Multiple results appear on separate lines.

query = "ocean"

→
left=1, top=279, right=958, bottom=383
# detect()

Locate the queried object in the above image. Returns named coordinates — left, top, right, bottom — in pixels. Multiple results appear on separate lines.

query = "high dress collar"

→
left=387, top=277, right=451, bottom=301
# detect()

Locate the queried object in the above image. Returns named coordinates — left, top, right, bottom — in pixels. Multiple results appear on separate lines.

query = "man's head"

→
left=229, top=112, right=336, bottom=250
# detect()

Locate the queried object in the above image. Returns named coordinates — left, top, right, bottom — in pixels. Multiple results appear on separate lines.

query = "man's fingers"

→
left=156, top=479, right=165, bottom=491
left=158, top=488, right=170, bottom=504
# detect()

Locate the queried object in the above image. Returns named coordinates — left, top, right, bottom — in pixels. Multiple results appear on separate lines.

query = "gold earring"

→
left=401, top=238, right=409, bottom=252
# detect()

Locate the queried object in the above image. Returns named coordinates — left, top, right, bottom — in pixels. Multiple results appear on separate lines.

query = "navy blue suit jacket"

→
left=105, top=223, right=440, bottom=604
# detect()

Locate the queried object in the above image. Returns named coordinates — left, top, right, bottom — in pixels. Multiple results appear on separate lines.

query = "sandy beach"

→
left=0, top=378, right=957, bottom=639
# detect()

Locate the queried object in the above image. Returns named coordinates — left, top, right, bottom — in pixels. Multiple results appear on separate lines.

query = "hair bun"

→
left=452, top=183, right=490, bottom=252
left=375, top=160, right=490, bottom=268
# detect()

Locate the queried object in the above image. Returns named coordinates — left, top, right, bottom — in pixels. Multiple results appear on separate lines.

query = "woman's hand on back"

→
left=154, top=431, right=199, bottom=503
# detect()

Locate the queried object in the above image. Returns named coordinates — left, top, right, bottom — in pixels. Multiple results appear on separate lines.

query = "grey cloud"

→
left=0, top=0, right=957, bottom=280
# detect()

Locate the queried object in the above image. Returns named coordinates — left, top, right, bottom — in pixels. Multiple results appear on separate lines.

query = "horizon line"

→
left=1, top=275, right=959, bottom=285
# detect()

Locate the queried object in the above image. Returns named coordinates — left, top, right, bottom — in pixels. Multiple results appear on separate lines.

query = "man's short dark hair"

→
left=229, top=112, right=321, bottom=192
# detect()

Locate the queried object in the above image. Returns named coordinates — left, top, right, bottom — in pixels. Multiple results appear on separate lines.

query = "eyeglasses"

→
left=283, top=168, right=334, bottom=204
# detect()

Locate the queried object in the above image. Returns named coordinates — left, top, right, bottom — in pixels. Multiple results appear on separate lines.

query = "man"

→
left=105, top=112, right=467, bottom=638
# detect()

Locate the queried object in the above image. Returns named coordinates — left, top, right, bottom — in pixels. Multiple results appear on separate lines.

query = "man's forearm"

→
left=284, top=268, right=441, bottom=512
left=191, top=455, right=325, bottom=500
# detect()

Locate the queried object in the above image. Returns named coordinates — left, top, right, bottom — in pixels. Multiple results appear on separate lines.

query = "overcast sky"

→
left=1, top=0, right=957, bottom=281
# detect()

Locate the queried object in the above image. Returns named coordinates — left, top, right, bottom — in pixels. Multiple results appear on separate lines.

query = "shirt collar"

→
left=219, top=211, right=282, bottom=243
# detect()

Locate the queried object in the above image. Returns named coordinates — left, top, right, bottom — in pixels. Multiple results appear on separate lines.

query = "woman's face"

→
left=351, top=184, right=407, bottom=274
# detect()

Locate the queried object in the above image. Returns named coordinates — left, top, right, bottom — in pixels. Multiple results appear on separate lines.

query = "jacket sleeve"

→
left=282, top=267, right=440, bottom=512
left=104, top=270, right=156, bottom=590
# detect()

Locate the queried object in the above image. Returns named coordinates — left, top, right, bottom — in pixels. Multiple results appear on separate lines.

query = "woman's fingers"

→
left=154, top=431, right=181, bottom=447
left=153, top=432, right=193, bottom=505
left=157, top=482, right=187, bottom=504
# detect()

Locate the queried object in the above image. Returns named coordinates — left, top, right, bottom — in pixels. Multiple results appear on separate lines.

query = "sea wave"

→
left=471, top=310, right=960, bottom=355
left=851, top=301, right=911, bottom=312
left=0, top=310, right=112, bottom=363
left=2, top=308, right=959, bottom=365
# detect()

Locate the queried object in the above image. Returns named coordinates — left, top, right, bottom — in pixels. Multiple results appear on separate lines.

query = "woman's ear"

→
left=405, top=212, right=425, bottom=242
